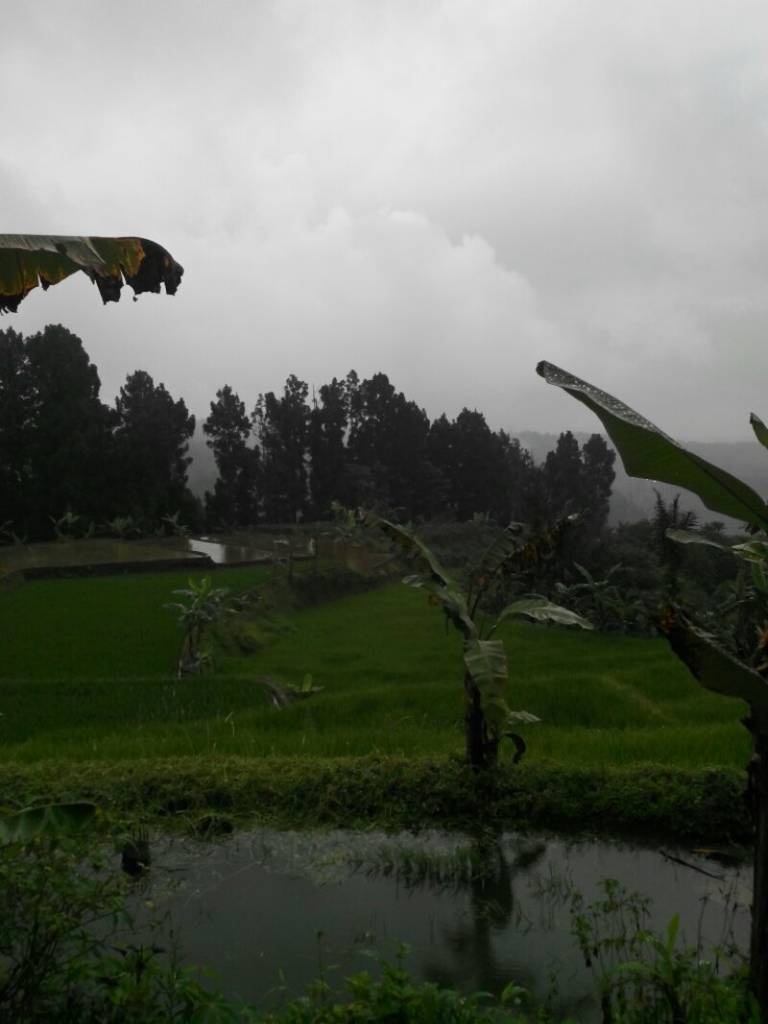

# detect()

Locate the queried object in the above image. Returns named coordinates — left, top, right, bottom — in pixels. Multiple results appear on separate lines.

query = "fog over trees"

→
left=0, top=326, right=615, bottom=542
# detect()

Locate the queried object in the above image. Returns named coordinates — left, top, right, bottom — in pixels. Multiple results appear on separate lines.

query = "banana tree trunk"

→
left=750, top=731, right=768, bottom=1019
left=464, top=671, right=494, bottom=770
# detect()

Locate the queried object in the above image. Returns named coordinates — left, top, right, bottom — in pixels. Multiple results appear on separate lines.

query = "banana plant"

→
left=0, top=235, right=183, bottom=313
left=537, top=359, right=768, bottom=1013
left=363, top=513, right=592, bottom=770
left=50, top=510, right=81, bottom=540
left=164, top=576, right=232, bottom=678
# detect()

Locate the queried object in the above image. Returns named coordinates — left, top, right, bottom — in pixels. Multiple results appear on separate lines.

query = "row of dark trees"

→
left=0, top=326, right=196, bottom=539
left=0, top=326, right=616, bottom=542
left=206, top=370, right=616, bottom=534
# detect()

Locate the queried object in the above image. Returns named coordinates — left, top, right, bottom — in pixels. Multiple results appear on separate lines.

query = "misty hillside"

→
left=187, top=421, right=768, bottom=529
left=518, top=431, right=768, bottom=527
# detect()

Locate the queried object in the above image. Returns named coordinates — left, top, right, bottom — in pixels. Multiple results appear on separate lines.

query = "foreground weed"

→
left=0, top=835, right=236, bottom=1023
left=570, top=879, right=758, bottom=1024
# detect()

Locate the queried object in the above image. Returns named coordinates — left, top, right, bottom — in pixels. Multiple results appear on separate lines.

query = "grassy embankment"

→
left=0, top=567, right=753, bottom=839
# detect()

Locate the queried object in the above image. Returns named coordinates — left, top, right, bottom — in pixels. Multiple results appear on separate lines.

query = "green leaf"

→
left=402, top=573, right=476, bottom=638
left=494, top=596, right=593, bottom=631
left=470, top=522, right=524, bottom=582
left=0, top=802, right=97, bottom=843
left=665, top=913, right=680, bottom=954
left=665, top=529, right=735, bottom=553
left=537, top=361, right=768, bottom=530
left=658, top=609, right=768, bottom=727
left=470, top=515, right=579, bottom=587
left=751, top=412, right=768, bottom=452
left=463, top=639, right=508, bottom=696
left=463, top=639, right=515, bottom=736
left=732, top=540, right=768, bottom=563
left=369, top=516, right=457, bottom=589
left=0, top=235, right=183, bottom=313
left=507, top=710, right=541, bottom=724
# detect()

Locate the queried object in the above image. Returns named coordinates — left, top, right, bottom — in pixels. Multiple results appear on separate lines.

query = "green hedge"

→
left=0, top=755, right=751, bottom=844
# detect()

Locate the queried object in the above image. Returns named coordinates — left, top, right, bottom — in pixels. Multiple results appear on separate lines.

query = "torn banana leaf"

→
left=0, top=234, right=183, bottom=312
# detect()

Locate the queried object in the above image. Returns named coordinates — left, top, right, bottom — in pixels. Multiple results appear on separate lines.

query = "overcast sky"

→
left=3, top=1, right=768, bottom=442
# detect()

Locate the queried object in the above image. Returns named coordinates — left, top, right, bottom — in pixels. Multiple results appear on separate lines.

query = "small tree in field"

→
left=362, top=512, right=592, bottom=770
left=164, top=576, right=232, bottom=678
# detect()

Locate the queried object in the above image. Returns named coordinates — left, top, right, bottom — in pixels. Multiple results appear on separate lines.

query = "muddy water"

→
left=127, top=829, right=751, bottom=1019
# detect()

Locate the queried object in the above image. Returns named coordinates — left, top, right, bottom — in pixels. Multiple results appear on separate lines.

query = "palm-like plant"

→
left=161, top=511, right=190, bottom=538
left=554, top=562, right=636, bottom=633
left=165, top=576, right=232, bottom=678
left=49, top=511, right=80, bottom=540
left=363, top=512, right=592, bottom=770
left=103, top=516, right=140, bottom=540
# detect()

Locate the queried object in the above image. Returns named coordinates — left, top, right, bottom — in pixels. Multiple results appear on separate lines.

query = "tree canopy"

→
left=0, top=326, right=616, bottom=543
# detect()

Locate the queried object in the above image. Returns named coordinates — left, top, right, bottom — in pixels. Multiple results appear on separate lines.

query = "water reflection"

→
left=128, top=828, right=750, bottom=1020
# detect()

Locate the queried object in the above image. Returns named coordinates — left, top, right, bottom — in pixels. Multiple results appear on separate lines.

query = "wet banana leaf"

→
left=471, top=515, right=578, bottom=590
left=492, top=596, right=593, bottom=632
left=0, top=235, right=183, bottom=312
left=463, top=638, right=538, bottom=738
left=666, top=530, right=768, bottom=571
left=0, top=802, right=96, bottom=843
left=657, top=608, right=768, bottom=729
left=537, top=361, right=768, bottom=531
left=470, top=521, right=525, bottom=585
left=367, top=515, right=456, bottom=588
left=402, top=573, right=476, bottom=639
left=664, top=529, right=736, bottom=554
left=751, top=413, right=768, bottom=452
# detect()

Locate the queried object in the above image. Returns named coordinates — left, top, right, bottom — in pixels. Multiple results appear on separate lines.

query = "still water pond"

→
left=129, top=829, right=751, bottom=1020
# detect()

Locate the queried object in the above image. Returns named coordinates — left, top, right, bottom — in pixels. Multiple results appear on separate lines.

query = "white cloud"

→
left=4, top=0, right=768, bottom=444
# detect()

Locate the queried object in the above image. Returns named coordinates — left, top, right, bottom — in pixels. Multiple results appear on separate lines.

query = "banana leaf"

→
left=751, top=413, right=768, bottom=452
left=463, top=638, right=539, bottom=737
left=657, top=608, right=768, bottom=728
left=493, top=596, right=593, bottom=632
left=402, top=573, right=476, bottom=638
left=470, top=521, right=524, bottom=585
left=664, top=529, right=735, bottom=554
left=0, top=235, right=183, bottom=312
left=471, top=515, right=579, bottom=590
left=537, top=361, right=768, bottom=531
left=369, top=516, right=456, bottom=588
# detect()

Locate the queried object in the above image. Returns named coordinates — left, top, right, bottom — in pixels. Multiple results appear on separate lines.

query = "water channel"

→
left=127, top=828, right=751, bottom=1020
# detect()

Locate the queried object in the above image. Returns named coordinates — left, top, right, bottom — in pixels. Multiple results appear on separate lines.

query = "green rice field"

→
left=0, top=570, right=751, bottom=769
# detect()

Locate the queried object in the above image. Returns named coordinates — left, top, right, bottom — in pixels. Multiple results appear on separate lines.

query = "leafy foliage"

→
left=570, top=879, right=756, bottom=1024
left=0, top=835, right=237, bottom=1023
